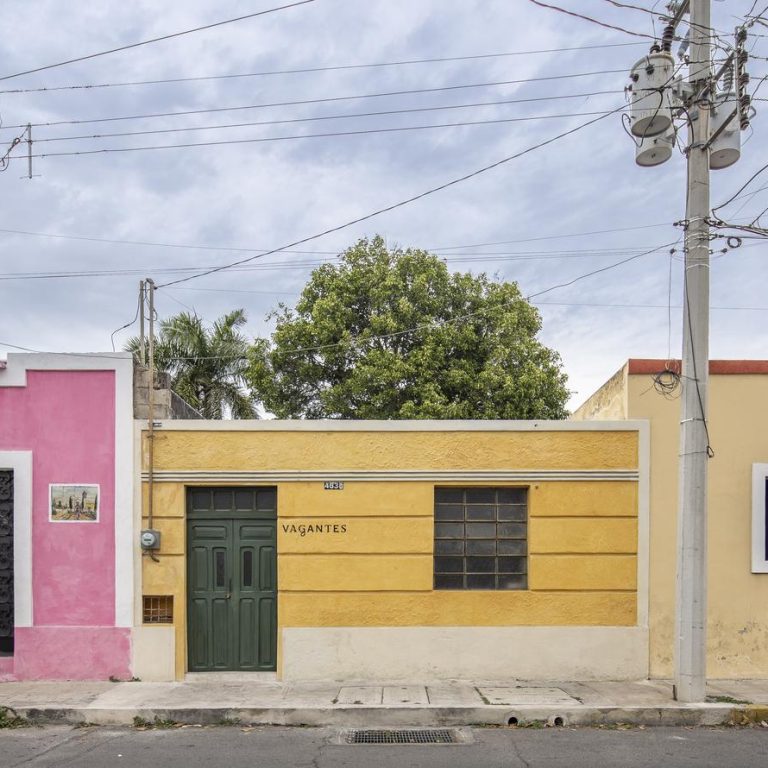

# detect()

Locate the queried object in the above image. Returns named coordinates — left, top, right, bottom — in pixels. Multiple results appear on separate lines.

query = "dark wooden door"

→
left=187, top=488, right=276, bottom=672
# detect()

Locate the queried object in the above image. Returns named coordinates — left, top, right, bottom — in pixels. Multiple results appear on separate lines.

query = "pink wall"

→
left=0, top=369, right=128, bottom=679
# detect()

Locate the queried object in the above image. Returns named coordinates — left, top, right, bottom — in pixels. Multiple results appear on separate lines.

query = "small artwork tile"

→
left=49, top=484, right=99, bottom=522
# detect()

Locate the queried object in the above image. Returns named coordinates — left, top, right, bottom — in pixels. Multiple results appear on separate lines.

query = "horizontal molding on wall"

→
left=143, top=419, right=645, bottom=432
left=141, top=468, right=640, bottom=483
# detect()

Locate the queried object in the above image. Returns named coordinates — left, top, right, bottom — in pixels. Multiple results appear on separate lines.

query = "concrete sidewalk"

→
left=2, top=677, right=768, bottom=728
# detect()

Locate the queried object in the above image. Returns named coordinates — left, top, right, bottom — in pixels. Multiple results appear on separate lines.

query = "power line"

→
left=1, top=242, right=681, bottom=361
left=155, top=102, right=640, bottom=290
left=0, top=1, right=317, bottom=83
left=0, top=68, right=629, bottom=131
left=26, top=108, right=627, bottom=159
left=0, top=42, right=648, bottom=95
left=0, top=246, right=675, bottom=282
left=0, top=245, right=678, bottom=280
left=37, top=90, right=620, bottom=144
left=526, top=0, right=656, bottom=39
left=165, top=285, right=768, bottom=312
left=177, top=241, right=684, bottom=359
left=0, top=220, right=674, bottom=256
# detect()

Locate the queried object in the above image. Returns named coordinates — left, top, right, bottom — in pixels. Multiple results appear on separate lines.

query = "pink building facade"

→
left=0, top=353, right=134, bottom=680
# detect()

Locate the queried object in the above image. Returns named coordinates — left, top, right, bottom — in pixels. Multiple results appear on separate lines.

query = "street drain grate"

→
left=345, top=729, right=460, bottom=745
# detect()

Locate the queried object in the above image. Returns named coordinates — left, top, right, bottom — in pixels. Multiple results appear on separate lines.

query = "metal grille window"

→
left=0, top=470, right=13, bottom=654
left=143, top=595, right=174, bottom=624
left=434, top=487, right=527, bottom=590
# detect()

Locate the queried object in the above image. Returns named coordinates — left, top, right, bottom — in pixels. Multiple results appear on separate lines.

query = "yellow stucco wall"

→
left=625, top=373, right=768, bottom=678
left=140, top=428, right=641, bottom=680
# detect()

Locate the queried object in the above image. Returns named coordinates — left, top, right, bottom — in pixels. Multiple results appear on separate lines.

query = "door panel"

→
left=187, top=488, right=277, bottom=672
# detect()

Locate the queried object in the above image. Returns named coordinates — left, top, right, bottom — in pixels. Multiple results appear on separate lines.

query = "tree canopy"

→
left=127, top=309, right=256, bottom=419
left=246, top=236, right=569, bottom=419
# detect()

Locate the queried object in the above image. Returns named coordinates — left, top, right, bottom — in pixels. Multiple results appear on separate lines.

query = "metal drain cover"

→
left=344, top=729, right=462, bottom=745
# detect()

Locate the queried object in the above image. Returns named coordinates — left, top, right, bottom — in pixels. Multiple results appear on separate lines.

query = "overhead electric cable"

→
left=0, top=220, right=673, bottom=255
left=0, top=246, right=674, bottom=281
left=155, top=103, right=634, bottom=289
left=0, top=1, right=317, bottom=83
left=0, top=68, right=629, bottom=131
left=0, top=42, right=648, bottom=95
left=526, top=0, right=656, bottom=38
left=36, top=90, right=620, bottom=143
left=26, top=108, right=627, bottom=158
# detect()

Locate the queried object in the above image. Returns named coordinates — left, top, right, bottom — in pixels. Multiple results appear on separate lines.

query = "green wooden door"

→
left=187, top=488, right=277, bottom=672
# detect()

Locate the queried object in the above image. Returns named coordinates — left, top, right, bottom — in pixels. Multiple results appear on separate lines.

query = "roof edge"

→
left=628, top=359, right=768, bottom=375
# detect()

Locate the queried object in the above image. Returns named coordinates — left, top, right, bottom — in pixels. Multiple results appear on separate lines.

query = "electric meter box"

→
left=140, top=529, right=161, bottom=550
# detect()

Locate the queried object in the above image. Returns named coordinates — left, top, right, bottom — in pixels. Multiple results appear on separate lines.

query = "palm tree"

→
left=127, top=309, right=257, bottom=419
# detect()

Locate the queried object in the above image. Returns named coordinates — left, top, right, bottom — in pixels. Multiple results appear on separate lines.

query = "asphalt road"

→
left=2, top=725, right=768, bottom=767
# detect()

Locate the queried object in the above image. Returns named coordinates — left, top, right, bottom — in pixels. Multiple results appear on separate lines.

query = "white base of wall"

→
left=132, top=626, right=176, bottom=681
left=281, top=626, right=648, bottom=681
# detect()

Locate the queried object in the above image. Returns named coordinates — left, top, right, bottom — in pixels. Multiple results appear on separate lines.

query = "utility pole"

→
left=674, top=0, right=711, bottom=704
left=138, top=280, right=146, bottom=366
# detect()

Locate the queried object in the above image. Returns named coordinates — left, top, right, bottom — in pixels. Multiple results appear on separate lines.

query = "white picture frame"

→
left=49, top=484, right=100, bottom=523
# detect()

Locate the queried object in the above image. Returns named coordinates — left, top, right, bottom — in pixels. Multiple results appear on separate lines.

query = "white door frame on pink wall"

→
left=0, top=451, right=32, bottom=627
left=0, top=352, right=134, bottom=628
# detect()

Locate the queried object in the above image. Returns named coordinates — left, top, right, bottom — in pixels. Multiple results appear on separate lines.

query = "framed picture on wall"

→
left=49, top=484, right=99, bottom=522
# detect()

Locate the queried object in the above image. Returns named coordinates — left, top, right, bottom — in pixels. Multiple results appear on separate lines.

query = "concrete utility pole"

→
left=674, top=0, right=711, bottom=704
left=138, top=280, right=146, bottom=366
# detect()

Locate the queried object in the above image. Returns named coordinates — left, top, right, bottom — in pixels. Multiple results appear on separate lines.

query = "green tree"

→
left=127, top=309, right=256, bottom=419
left=247, top=236, right=569, bottom=419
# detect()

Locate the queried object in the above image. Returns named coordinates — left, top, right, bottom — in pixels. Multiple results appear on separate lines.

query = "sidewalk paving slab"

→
left=1, top=679, right=767, bottom=728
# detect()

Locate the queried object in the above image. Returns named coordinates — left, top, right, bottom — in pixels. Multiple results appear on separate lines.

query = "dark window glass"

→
left=466, top=556, right=495, bottom=573
left=435, top=539, right=464, bottom=555
left=433, top=487, right=528, bottom=592
left=499, top=556, right=527, bottom=574
left=435, top=522, right=464, bottom=539
left=242, top=550, right=253, bottom=587
left=466, top=488, right=495, bottom=504
left=498, top=504, right=527, bottom=522
left=434, top=573, right=463, bottom=589
left=466, top=522, right=496, bottom=539
left=435, top=504, right=464, bottom=521
left=498, top=574, right=528, bottom=590
left=498, top=539, right=527, bottom=556
left=465, top=504, right=495, bottom=521
left=435, top=488, right=463, bottom=504
left=434, top=556, right=464, bottom=573
left=498, top=488, right=526, bottom=504
left=256, top=489, right=277, bottom=511
left=466, top=539, right=495, bottom=556
left=498, top=522, right=527, bottom=539
left=215, top=550, right=226, bottom=588
left=466, top=574, right=495, bottom=589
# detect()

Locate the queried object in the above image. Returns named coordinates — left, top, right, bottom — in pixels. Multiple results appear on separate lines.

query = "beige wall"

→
left=572, top=365, right=628, bottom=422
left=625, top=373, right=768, bottom=678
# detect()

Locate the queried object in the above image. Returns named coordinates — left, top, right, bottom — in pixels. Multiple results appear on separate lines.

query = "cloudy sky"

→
left=0, top=0, right=765, bottom=410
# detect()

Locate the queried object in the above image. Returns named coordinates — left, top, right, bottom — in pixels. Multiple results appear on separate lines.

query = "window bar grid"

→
left=433, top=487, right=528, bottom=591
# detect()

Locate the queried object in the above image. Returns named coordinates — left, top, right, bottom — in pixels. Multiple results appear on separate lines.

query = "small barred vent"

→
left=345, top=729, right=459, bottom=745
left=143, top=595, right=173, bottom=624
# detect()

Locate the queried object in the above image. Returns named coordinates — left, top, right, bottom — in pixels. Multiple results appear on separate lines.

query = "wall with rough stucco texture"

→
left=139, top=426, right=644, bottom=681
left=0, top=369, right=131, bottom=681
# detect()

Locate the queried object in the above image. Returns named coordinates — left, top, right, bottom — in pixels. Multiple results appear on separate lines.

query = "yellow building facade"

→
left=132, top=421, right=649, bottom=682
left=573, top=359, right=768, bottom=679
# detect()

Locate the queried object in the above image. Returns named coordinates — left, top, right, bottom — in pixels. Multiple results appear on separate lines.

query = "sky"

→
left=0, top=0, right=766, bottom=411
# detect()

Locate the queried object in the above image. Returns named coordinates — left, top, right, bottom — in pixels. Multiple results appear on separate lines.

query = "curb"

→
left=12, top=704, right=741, bottom=728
